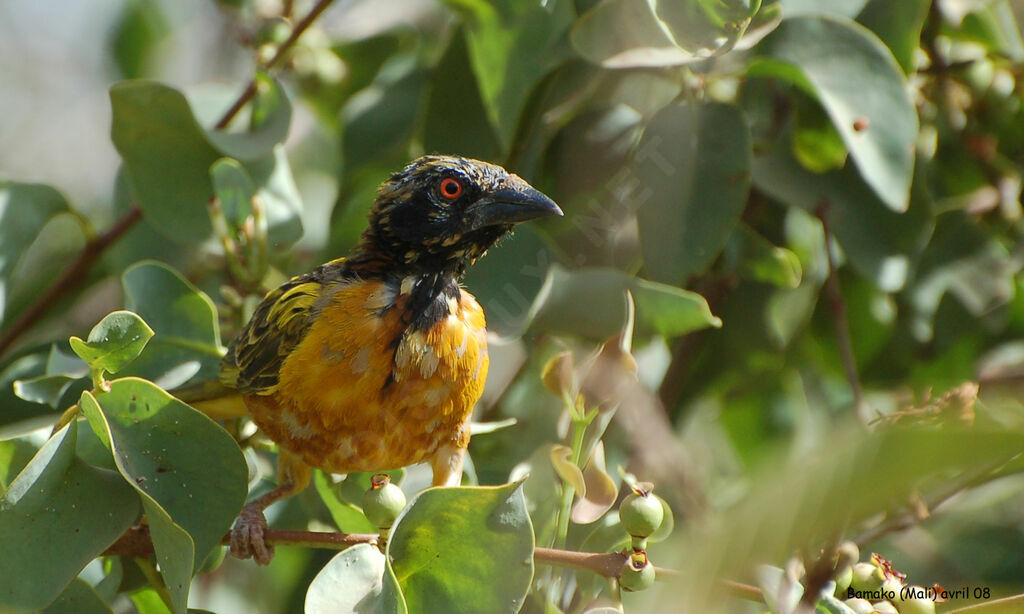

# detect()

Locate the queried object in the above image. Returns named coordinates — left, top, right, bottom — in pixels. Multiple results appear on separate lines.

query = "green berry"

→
left=833, top=564, right=853, bottom=597
left=843, top=598, right=874, bottom=614
left=871, top=601, right=899, bottom=614
left=898, top=596, right=936, bottom=614
left=618, top=551, right=655, bottom=592
left=619, top=486, right=664, bottom=538
left=851, top=562, right=884, bottom=593
left=882, top=577, right=903, bottom=601
left=361, top=474, right=406, bottom=529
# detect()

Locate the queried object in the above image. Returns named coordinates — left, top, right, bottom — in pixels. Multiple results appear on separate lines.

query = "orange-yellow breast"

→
left=242, top=278, right=488, bottom=474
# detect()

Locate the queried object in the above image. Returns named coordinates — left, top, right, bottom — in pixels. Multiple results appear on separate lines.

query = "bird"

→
left=218, top=154, right=562, bottom=564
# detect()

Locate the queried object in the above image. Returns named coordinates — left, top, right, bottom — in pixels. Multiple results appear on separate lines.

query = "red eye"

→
left=439, top=177, right=463, bottom=200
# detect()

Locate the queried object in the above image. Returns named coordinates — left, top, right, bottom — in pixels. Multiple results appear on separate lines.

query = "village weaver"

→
left=219, top=155, right=561, bottom=564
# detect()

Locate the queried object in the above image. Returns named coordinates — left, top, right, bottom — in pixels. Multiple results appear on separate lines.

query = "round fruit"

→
left=619, top=551, right=655, bottom=592
left=871, top=601, right=899, bottom=614
left=851, top=562, right=884, bottom=593
left=833, top=564, right=853, bottom=597
left=361, top=474, right=406, bottom=529
left=899, top=597, right=936, bottom=614
left=843, top=598, right=874, bottom=614
left=619, top=488, right=664, bottom=538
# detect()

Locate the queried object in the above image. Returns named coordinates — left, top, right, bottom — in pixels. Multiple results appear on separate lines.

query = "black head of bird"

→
left=349, top=155, right=562, bottom=277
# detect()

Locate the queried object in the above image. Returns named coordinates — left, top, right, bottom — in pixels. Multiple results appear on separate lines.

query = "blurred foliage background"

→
left=5, top=0, right=1024, bottom=612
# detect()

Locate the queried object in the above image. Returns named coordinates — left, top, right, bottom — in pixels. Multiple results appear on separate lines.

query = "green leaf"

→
left=312, top=470, right=377, bottom=534
left=68, top=310, right=154, bottom=375
left=751, top=127, right=932, bottom=292
left=109, top=0, right=168, bottom=79
left=0, top=352, right=59, bottom=434
left=341, top=63, right=427, bottom=168
left=779, top=0, right=868, bottom=18
left=388, top=481, right=534, bottom=614
left=204, top=72, right=292, bottom=162
left=120, top=261, right=223, bottom=388
left=41, top=578, right=114, bottom=614
left=13, top=374, right=80, bottom=408
left=0, top=182, right=87, bottom=327
left=210, top=157, right=257, bottom=227
left=634, top=101, right=752, bottom=284
left=571, top=0, right=693, bottom=68
left=0, top=420, right=140, bottom=611
left=305, top=543, right=408, bottom=614
left=422, top=28, right=502, bottom=161
left=533, top=266, right=721, bottom=340
left=79, top=379, right=247, bottom=572
left=444, top=0, right=574, bottom=146
left=908, top=212, right=1021, bottom=342
left=730, top=224, right=803, bottom=288
left=0, top=182, right=68, bottom=321
left=856, top=0, right=930, bottom=74
left=110, top=79, right=297, bottom=245
left=0, top=437, right=40, bottom=491
left=653, top=0, right=763, bottom=56
left=753, top=15, right=918, bottom=211
left=110, top=80, right=221, bottom=242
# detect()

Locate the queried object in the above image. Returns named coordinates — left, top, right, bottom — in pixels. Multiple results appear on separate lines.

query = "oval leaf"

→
left=0, top=421, right=139, bottom=611
left=634, top=101, right=752, bottom=284
left=69, top=310, right=154, bottom=375
left=305, top=543, right=407, bottom=614
left=79, top=379, right=247, bottom=573
left=754, top=15, right=918, bottom=211
left=550, top=444, right=587, bottom=495
left=121, top=261, right=223, bottom=389
left=533, top=266, right=721, bottom=340
left=388, top=482, right=534, bottom=614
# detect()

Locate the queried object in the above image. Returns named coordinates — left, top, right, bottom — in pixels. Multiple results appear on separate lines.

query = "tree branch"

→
left=0, top=206, right=143, bottom=358
left=103, top=525, right=763, bottom=599
left=816, top=204, right=866, bottom=417
left=214, top=0, right=338, bottom=130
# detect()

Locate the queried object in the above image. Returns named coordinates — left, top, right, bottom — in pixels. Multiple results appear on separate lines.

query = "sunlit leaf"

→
left=752, top=16, right=918, bottom=211
left=69, top=310, right=154, bottom=375
left=0, top=421, right=139, bottom=610
left=120, top=261, right=223, bottom=389
left=305, top=543, right=408, bottom=614
left=389, top=482, right=534, bottom=614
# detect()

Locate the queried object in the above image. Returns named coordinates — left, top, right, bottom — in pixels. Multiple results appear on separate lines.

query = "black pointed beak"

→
left=467, top=185, right=563, bottom=230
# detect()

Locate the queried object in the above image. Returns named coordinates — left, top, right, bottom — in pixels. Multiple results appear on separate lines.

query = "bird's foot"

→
left=230, top=503, right=274, bottom=565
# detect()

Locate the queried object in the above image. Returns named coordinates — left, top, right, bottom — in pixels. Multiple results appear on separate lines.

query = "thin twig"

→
left=214, top=0, right=337, bottom=130
left=816, top=204, right=865, bottom=416
left=0, top=206, right=143, bottom=358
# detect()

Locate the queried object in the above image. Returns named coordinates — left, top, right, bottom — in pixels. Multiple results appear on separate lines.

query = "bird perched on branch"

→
left=219, top=155, right=561, bottom=564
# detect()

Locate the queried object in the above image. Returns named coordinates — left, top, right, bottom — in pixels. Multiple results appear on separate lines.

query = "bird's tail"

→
left=171, top=379, right=249, bottom=420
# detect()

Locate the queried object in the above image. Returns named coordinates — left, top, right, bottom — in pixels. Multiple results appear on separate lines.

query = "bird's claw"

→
left=231, top=504, right=274, bottom=566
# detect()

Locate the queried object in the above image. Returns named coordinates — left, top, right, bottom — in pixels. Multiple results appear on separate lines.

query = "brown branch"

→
left=214, top=0, right=338, bottom=130
left=103, top=525, right=760, bottom=599
left=816, top=204, right=865, bottom=417
left=0, top=206, right=143, bottom=358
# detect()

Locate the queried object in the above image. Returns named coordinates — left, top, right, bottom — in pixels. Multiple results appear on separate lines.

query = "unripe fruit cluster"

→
left=831, top=548, right=935, bottom=614
left=617, top=484, right=665, bottom=592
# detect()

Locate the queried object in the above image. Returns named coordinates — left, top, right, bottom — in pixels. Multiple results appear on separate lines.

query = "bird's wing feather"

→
left=221, top=258, right=349, bottom=394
